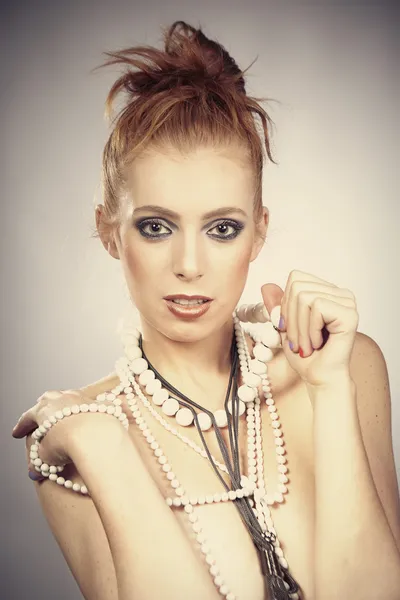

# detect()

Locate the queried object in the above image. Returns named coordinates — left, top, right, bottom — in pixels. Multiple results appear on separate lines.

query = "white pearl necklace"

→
left=29, top=301, right=300, bottom=599
left=108, top=309, right=299, bottom=599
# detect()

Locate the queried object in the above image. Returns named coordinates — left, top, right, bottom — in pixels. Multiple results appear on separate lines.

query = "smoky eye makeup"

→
left=133, top=217, right=245, bottom=241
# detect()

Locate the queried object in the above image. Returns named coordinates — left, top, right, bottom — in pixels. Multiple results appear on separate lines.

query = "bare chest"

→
left=126, top=374, right=316, bottom=600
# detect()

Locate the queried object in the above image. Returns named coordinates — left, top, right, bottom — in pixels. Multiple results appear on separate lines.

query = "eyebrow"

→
left=132, top=205, right=248, bottom=220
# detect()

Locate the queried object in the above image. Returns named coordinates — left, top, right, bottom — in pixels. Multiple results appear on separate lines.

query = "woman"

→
left=11, top=20, right=400, bottom=600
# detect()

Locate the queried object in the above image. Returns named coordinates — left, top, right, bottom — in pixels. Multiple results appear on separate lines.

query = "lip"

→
left=164, top=298, right=213, bottom=320
left=164, top=294, right=212, bottom=301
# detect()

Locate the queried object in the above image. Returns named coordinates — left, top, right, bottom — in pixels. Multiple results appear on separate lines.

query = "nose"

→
left=172, top=229, right=204, bottom=281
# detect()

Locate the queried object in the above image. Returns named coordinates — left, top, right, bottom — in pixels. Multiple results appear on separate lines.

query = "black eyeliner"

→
left=134, top=217, right=245, bottom=240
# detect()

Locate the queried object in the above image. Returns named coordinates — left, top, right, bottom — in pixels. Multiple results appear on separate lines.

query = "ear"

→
left=95, top=204, right=120, bottom=260
left=250, top=205, right=269, bottom=262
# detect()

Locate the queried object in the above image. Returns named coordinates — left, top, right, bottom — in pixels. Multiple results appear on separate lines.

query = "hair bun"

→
left=163, top=20, right=247, bottom=94
left=97, top=20, right=248, bottom=103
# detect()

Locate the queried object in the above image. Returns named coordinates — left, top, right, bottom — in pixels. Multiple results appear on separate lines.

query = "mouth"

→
left=163, top=298, right=213, bottom=319
left=163, top=295, right=212, bottom=303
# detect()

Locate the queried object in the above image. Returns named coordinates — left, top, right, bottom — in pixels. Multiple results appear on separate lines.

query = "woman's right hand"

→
left=11, top=389, right=126, bottom=481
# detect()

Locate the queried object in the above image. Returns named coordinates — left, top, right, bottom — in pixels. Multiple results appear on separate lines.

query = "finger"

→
left=260, top=283, right=284, bottom=320
left=296, top=292, right=324, bottom=357
left=282, top=271, right=338, bottom=329
left=283, top=281, right=347, bottom=351
left=292, top=291, right=355, bottom=354
left=28, top=470, right=46, bottom=482
left=12, top=410, right=38, bottom=438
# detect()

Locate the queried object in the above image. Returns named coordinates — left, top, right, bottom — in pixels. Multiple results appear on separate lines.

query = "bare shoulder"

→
left=78, top=371, right=121, bottom=399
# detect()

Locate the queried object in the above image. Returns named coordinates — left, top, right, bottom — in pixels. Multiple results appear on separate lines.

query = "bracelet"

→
left=29, top=402, right=129, bottom=496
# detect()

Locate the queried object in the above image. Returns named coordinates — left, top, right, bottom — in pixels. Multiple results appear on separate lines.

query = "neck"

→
left=139, top=317, right=238, bottom=392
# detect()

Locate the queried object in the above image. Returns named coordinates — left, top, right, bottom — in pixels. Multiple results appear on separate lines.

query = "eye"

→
left=136, top=218, right=172, bottom=239
left=135, top=218, right=245, bottom=241
left=208, top=220, right=244, bottom=240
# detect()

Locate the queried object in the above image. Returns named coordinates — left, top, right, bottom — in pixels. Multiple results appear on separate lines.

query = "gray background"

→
left=2, top=1, right=399, bottom=598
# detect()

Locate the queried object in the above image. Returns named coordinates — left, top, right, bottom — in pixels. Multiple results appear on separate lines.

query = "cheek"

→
left=123, top=243, right=165, bottom=280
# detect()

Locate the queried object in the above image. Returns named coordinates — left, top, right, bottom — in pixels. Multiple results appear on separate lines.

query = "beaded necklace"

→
left=30, top=304, right=303, bottom=599
left=114, top=312, right=301, bottom=599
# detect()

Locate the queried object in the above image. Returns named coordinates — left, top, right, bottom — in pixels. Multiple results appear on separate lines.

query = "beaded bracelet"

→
left=29, top=402, right=129, bottom=495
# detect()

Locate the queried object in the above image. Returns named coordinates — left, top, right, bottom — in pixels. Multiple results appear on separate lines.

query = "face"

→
left=99, top=145, right=268, bottom=343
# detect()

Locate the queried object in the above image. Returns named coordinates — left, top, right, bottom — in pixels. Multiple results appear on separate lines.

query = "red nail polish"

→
left=299, top=347, right=304, bottom=358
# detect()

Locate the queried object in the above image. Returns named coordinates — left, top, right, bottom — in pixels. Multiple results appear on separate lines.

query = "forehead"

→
left=123, top=146, right=254, bottom=217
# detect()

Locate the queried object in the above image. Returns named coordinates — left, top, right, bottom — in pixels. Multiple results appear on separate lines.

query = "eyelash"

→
left=135, top=218, right=245, bottom=241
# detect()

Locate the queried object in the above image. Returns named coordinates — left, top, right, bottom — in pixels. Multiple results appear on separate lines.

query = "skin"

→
left=96, top=144, right=269, bottom=406
left=12, top=143, right=400, bottom=599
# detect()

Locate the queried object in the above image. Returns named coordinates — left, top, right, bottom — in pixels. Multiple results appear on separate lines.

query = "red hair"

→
left=92, top=20, right=277, bottom=239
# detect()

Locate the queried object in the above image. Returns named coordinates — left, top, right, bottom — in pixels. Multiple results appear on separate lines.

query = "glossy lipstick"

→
left=164, top=297, right=213, bottom=320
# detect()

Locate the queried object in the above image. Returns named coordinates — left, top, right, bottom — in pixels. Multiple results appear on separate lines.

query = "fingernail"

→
left=29, top=471, right=42, bottom=481
left=299, top=347, right=304, bottom=358
left=278, top=316, right=285, bottom=330
left=289, top=340, right=294, bottom=351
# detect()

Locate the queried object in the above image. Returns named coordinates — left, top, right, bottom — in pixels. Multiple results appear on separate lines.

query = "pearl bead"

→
left=260, top=323, right=282, bottom=348
left=161, top=398, right=180, bottom=416
left=227, top=399, right=246, bottom=416
left=152, top=388, right=169, bottom=406
left=245, top=304, right=259, bottom=324
left=214, top=409, right=228, bottom=428
left=205, top=553, right=215, bottom=565
left=145, top=379, right=162, bottom=394
left=130, top=358, right=148, bottom=374
left=138, top=369, right=155, bottom=385
left=198, top=412, right=212, bottom=431
left=237, top=384, right=256, bottom=403
left=253, top=343, right=273, bottom=362
left=125, top=345, right=143, bottom=361
left=253, top=303, right=269, bottom=323
left=242, top=372, right=261, bottom=387
left=236, top=305, right=248, bottom=321
left=249, top=359, right=267, bottom=375
left=176, top=407, right=194, bottom=426
left=269, top=305, right=281, bottom=329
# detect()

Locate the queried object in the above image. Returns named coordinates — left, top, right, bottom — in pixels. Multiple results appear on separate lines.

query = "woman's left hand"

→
left=260, top=270, right=359, bottom=388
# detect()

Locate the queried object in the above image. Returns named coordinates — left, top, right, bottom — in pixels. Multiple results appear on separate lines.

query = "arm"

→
left=32, top=460, right=118, bottom=600
left=66, top=417, right=219, bottom=600
left=308, top=333, right=400, bottom=600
